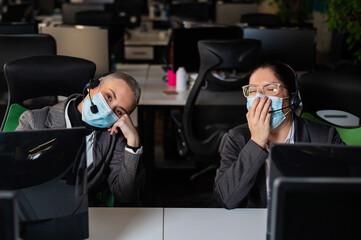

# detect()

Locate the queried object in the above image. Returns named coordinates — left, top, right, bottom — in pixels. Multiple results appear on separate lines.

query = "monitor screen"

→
left=70, top=0, right=114, bottom=3
left=61, top=3, right=105, bottom=25
left=243, top=27, right=316, bottom=71
left=169, top=2, right=215, bottom=22
left=172, top=26, right=243, bottom=73
left=0, top=191, right=17, bottom=240
left=271, top=177, right=361, bottom=240
left=0, top=23, right=36, bottom=34
left=0, top=127, right=89, bottom=240
left=266, top=143, right=361, bottom=240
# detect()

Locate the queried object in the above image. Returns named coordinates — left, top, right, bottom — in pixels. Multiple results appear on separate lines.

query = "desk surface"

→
left=89, top=207, right=267, bottom=240
left=88, top=207, right=164, bottom=240
left=125, top=29, right=170, bottom=46
left=118, top=64, right=246, bottom=106
left=164, top=208, right=267, bottom=240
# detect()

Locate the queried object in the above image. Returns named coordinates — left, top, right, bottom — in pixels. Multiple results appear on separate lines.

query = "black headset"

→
left=86, top=71, right=114, bottom=114
left=268, top=63, right=301, bottom=113
left=285, top=63, right=301, bottom=112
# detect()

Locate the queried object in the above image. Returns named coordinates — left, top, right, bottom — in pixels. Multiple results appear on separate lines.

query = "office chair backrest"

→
left=4, top=55, right=96, bottom=104
left=335, top=60, right=361, bottom=75
left=182, top=39, right=261, bottom=156
left=299, top=70, right=361, bottom=145
left=0, top=34, right=56, bottom=110
left=0, top=34, right=56, bottom=70
left=1, top=55, right=96, bottom=130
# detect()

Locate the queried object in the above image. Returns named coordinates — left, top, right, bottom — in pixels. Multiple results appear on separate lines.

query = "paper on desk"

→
left=162, top=90, right=178, bottom=95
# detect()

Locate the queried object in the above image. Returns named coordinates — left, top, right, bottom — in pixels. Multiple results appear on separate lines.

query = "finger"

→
left=259, top=98, right=271, bottom=122
left=249, top=97, right=260, bottom=118
left=254, top=96, right=267, bottom=120
left=265, top=106, right=272, bottom=126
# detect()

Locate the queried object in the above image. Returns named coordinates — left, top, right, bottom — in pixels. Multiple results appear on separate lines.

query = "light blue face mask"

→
left=82, top=91, right=119, bottom=128
left=247, top=93, right=290, bottom=130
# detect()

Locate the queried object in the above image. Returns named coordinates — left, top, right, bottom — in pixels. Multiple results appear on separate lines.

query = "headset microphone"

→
left=268, top=105, right=290, bottom=114
left=86, top=71, right=114, bottom=114
left=88, top=88, right=99, bottom=114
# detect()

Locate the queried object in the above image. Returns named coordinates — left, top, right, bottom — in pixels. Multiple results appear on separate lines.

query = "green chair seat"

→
left=301, top=112, right=361, bottom=146
left=2, top=103, right=28, bottom=132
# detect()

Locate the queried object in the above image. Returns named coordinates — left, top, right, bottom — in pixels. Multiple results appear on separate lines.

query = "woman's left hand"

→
left=108, top=114, right=140, bottom=147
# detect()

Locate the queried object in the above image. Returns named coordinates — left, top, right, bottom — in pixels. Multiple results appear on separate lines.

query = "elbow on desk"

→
left=213, top=184, right=240, bottom=210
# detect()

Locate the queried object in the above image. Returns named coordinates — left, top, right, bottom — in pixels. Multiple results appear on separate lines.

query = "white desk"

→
left=117, top=64, right=246, bottom=106
left=88, top=207, right=163, bottom=240
left=164, top=208, right=267, bottom=240
left=142, top=65, right=190, bottom=106
left=88, top=207, right=268, bottom=240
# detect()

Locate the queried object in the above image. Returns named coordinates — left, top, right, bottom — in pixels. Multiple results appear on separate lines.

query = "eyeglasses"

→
left=242, top=83, right=286, bottom=98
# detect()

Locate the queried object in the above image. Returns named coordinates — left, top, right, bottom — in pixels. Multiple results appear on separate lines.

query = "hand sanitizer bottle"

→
left=176, top=67, right=187, bottom=92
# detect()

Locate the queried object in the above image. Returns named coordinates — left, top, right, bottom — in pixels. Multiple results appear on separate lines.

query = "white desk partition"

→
left=88, top=207, right=163, bottom=240
left=164, top=208, right=267, bottom=240
left=40, top=25, right=109, bottom=76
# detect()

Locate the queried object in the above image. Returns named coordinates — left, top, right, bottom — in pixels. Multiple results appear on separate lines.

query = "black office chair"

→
left=1, top=55, right=96, bottom=131
left=0, top=34, right=56, bottom=123
left=299, top=70, right=361, bottom=145
left=240, top=13, right=282, bottom=27
left=172, top=38, right=261, bottom=179
left=335, top=60, right=361, bottom=75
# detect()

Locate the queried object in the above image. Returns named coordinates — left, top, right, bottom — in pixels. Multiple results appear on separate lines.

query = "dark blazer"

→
left=16, top=94, right=142, bottom=205
left=213, top=115, right=345, bottom=209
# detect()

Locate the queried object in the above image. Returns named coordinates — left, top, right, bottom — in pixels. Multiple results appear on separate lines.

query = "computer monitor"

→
left=61, top=3, right=105, bottom=25
left=0, top=191, right=18, bottom=240
left=271, top=177, right=361, bottom=240
left=169, top=2, right=215, bottom=22
left=243, top=27, right=316, bottom=71
left=0, top=127, right=89, bottom=240
left=70, top=0, right=114, bottom=4
left=0, top=23, right=36, bottom=34
left=267, top=143, right=361, bottom=240
left=172, top=26, right=243, bottom=73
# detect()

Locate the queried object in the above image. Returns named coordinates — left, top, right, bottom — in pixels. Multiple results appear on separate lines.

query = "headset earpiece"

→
left=86, top=71, right=114, bottom=115
left=283, top=63, right=301, bottom=111
left=88, top=71, right=115, bottom=90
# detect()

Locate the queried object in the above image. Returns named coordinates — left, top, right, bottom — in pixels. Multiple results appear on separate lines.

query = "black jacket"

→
left=213, top=115, right=345, bottom=209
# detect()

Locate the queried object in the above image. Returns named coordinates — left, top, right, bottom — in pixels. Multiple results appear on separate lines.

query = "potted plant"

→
left=324, top=0, right=361, bottom=63
left=270, top=0, right=314, bottom=25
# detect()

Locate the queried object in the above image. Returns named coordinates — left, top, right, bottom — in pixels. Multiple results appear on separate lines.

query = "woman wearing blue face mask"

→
left=213, top=61, right=345, bottom=209
left=16, top=71, right=143, bottom=207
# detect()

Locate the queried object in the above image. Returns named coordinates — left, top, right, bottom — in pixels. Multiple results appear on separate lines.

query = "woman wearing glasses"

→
left=213, top=61, right=344, bottom=209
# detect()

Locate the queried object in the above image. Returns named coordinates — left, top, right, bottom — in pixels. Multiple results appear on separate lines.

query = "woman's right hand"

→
left=246, top=96, right=272, bottom=149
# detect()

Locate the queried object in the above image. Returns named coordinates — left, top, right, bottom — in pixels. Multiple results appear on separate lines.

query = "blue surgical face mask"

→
left=246, top=93, right=290, bottom=130
left=82, top=90, right=119, bottom=128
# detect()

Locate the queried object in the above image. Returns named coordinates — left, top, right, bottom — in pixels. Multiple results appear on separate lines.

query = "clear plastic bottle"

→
left=176, top=67, right=187, bottom=92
